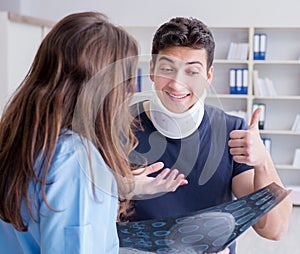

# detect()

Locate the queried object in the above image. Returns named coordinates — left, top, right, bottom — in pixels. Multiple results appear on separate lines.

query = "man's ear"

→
left=206, top=65, right=214, bottom=87
left=150, top=60, right=155, bottom=82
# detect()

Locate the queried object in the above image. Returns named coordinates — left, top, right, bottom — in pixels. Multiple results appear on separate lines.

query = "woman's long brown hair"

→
left=0, top=11, right=138, bottom=231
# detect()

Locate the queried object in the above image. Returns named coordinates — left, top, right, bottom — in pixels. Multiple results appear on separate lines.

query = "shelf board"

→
left=253, top=95, right=300, bottom=100
left=276, top=164, right=300, bottom=170
left=207, top=94, right=248, bottom=99
left=214, top=60, right=300, bottom=65
left=260, top=130, right=300, bottom=135
left=214, top=59, right=248, bottom=64
left=253, top=60, right=300, bottom=65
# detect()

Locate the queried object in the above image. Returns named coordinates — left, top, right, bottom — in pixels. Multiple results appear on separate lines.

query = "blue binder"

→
left=253, top=33, right=267, bottom=60
left=229, top=68, right=248, bottom=94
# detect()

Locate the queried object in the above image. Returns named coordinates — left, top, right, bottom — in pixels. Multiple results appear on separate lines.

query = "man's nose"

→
left=168, top=70, right=187, bottom=89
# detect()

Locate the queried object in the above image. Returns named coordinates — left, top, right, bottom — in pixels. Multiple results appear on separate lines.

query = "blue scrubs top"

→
left=0, top=131, right=119, bottom=254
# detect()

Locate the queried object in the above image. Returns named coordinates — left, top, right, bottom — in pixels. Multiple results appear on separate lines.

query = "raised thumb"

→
left=249, top=107, right=262, bottom=129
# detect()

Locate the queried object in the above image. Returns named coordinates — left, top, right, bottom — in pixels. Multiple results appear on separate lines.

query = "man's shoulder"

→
left=205, top=104, right=247, bottom=129
left=204, top=104, right=246, bottom=124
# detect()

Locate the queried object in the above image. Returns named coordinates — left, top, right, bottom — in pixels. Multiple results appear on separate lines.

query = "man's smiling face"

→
left=150, top=46, right=213, bottom=113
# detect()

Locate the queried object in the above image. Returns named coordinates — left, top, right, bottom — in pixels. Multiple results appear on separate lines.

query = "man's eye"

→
left=160, top=67, right=174, bottom=73
left=186, top=70, right=200, bottom=76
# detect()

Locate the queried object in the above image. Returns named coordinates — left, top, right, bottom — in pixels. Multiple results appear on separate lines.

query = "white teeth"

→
left=167, top=92, right=187, bottom=99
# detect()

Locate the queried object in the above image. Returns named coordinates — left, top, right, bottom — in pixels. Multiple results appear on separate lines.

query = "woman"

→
left=0, top=11, right=187, bottom=253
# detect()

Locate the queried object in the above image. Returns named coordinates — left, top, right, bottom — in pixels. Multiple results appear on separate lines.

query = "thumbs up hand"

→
left=228, top=107, right=268, bottom=166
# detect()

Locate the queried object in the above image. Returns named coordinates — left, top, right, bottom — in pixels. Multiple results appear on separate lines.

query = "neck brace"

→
left=130, top=89, right=206, bottom=139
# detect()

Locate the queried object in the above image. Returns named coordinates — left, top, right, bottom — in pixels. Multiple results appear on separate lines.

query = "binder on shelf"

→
left=136, top=68, right=142, bottom=92
left=236, top=68, right=243, bottom=93
left=242, top=68, right=248, bottom=95
left=253, top=33, right=267, bottom=60
left=262, top=138, right=272, bottom=153
left=253, top=33, right=260, bottom=60
left=228, top=68, right=248, bottom=95
left=252, top=103, right=265, bottom=130
left=229, top=68, right=236, bottom=94
left=259, top=33, right=267, bottom=60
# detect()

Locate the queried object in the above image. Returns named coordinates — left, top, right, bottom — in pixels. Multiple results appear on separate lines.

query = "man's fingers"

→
left=229, top=129, right=246, bottom=139
left=228, top=138, right=245, bottom=148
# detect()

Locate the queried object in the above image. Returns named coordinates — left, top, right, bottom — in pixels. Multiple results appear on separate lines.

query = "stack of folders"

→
left=227, top=42, right=249, bottom=60
left=229, top=68, right=248, bottom=94
left=253, top=70, right=277, bottom=96
left=253, top=33, right=267, bottom=60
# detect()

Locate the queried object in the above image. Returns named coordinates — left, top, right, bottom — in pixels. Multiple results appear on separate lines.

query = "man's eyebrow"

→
left=186, top=61, right=203, bottom=66
left=158, top=56, right=203, bottom=67
left=158, top=56, right=174, bottom=63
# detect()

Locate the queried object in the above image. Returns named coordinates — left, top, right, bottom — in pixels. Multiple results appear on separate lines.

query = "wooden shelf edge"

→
left=8, top=12, right=55, bottom=28
left=260, top=130, right=300, bottom=135
left=276, top=165, right=300, bottom=170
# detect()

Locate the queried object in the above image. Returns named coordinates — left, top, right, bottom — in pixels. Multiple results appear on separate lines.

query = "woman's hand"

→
left=130, top=162, right=188, bottom=199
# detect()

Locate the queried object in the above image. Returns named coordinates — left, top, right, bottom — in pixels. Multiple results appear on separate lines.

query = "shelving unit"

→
left=199, top=27, right=300, bottom=205
left=125, top=25, right=300, bottom=204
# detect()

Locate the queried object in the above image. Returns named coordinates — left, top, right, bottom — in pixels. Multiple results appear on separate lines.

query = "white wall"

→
left=1, top=0, right=300, bottom=27
left=0, top=0, right=20, bottom=13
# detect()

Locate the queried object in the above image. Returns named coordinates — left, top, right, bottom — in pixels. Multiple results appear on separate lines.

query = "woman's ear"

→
left=150, top=60, right=155, bottom=82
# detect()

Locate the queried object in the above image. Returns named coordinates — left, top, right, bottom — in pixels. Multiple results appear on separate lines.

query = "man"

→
left=129, top=17, right=292, bottom=253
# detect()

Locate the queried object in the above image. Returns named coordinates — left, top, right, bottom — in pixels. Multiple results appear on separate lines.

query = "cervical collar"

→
left=130, top=89, right=207, bottom=139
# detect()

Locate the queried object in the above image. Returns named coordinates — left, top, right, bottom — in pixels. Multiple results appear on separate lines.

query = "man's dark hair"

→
left=152, top=17, right=215, bottom=70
